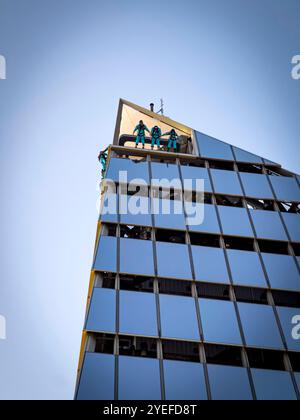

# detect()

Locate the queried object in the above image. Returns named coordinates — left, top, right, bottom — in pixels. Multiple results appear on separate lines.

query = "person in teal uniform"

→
left=162, top=128, right=179, bottom=152
left=98, top=147, right=109, bottom=178
left=133, top=120, right=150, bottom=148
left=150, top=125, right=162, bottom=150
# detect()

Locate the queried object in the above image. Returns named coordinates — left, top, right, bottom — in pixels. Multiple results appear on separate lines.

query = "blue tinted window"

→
left=227, top=249, right=267, bottom=287
left=240, top=173, right=274, bottom=199
left=262, top=253, right=300, bottom=291
left=270, top=176, right=300, bottom=202
left=77, top=353, right=115, bottom=400
left=296, top=373, right=300, bottom=392
left=120, top=195, right=152, bottom=227
left=120, top=238, right=155, bottom=276
left=86, top=288, right=116, bottom=333
left=251, top=210, right=288, bottom=241
left=233, top=147, right=263, bottom=164
left=157, top=242, right=193, bottom=280
left=181, top=166, right=213, bottom=193
left=218, top=206, right=254, bottom=237
left=164, top=360, right=207, bottom=400
left=107, top=157, right=149, bottom=184
left=119, top=291, right=158, bottom=337
left=153, top=198, right=186, bottom=230
left=99, top=192, right=118, bottom=223
left=199, top=299, right=242, bottom=345
left=119, top=356, right=161, bottom=400
left=238, top=303, right=284, bottom=349
left=93, top=236, right=117, bottom=272
left=160, top=294, right=200, bottom=340
left=208, top=365, right=253, bottom=400
left=282, top=213, right=300, bottom=243
left=187, top=204, right=220, bottom=234
left=277, top=307, right=300, bottom=351
left=196, top=132, right=234, bottom=160
left=192, top=246, right=230, bottom=284
left=151, top=161, right=180, bottom=182
left=211, top=169, right=243, bottom=196
left=252, top=369, right=297, bottom=400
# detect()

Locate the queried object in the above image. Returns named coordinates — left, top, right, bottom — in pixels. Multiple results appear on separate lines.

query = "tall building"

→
left=75, top=99, right=300, bottom=400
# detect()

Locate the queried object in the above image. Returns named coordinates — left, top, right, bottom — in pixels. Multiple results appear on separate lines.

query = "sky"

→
left=0, top=0, right=299, bottom=400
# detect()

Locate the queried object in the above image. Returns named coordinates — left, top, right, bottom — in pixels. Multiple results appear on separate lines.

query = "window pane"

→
left=181, top=166, right=213, bottom=193
left=282, top=213, right=300, bottom=243
left=164, top=360, right=207, bottom=400
left=157, top=242, right=193, bottom=280
left=199, top=299, right=242, bottom=345
left=238, top=303, right=284, bottom=349
left=100, top=192, right=118, bottom=224
left=196, top=132, right=234, bottom=160
left=120, top=195, right=152, bottom=227
left=118, top=356, right=161, bottom=400
left=240, top=173, right=274, bottom=199
left=227, top=249, right=267, bottom=287
left=86, top=288, right=116, bottom=333
left=277, top=307, right=300, bottom=351
left=218, top=206, right=254, bottom=237
left=119, top=291, right=158, bottom=337
left=251, top=210, right=288, bottom=241
left=296, top=373, right=300, bottom=391
left=211, top=169, right=243, bottom=196
left=153, top=198, right=186, bottom=230
left=151, top=161, right=180, bottom=182
left=233, top=147, right=263, bottom=164
left=252, top=369, right=297, bottom=400
left=94, top=236, right=117, bottom=273
left=261, top=253, right=300, bottom=291
left=270, top=176, right=300, bottom=202
left=107, top=157, right=149, bottom=184
left=120, top=238, right=155, bottom=276
left=187, top=204, right=220, bottom=234
left=192, top=246, right=230, bottom=284
left=208, top=365, right=253, bottom=400
left=160, top=294, right=200, bottom=340
left=77, top=353, right=115, bottom=400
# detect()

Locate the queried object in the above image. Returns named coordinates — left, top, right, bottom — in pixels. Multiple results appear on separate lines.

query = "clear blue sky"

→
left=0, top=0, right=299, bottom=399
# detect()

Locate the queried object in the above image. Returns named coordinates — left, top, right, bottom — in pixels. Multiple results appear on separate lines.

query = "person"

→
left=133, top=120, right=150, bottom=148
left=98, top=147, right=108, bottom=178
left=150, top=125, right=162, bottom=150
left=162, top=128, right=179, bottom=152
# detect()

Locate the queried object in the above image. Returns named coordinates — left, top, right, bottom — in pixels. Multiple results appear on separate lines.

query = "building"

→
left=75, top=99, right=300, bottom=400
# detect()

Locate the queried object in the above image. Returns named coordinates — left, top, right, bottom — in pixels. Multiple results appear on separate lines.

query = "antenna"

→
left=157, top=98, right=164, bottom=115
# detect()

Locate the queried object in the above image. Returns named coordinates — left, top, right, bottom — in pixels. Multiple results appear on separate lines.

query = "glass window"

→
left=238, top=303, right=284, bottom=349
left=120, top=238, right=155, bottom=276
left=153, top=198, right=186, bottom=230
left=164, top=360, right=207, bottom=400
left=218, top=206, right=254, bottom=237
left=99, top=192, right=118, bottom=224
left=118, top=356, right=161, bottom=400
left=151, top=161, right=180, bottom=182
left=270, top=176, right=300, bottom=202
left=296, top=373, right=300, bottom=392
left=106, top=157, right=150, bottom=185
left=119, top=290, right=158, bottom=337
left=261, top=253, right=300, bottom=291
left=187, top=204, right=220, bottom=234
left=251, top=210, right=288, bottom=241
left=208, top=365, right=253, bottom=400
left=252, top=369, right=297, bottom=400
left=160, top=294, right=200, bottom=340
left=199, top=299, right=242, bottom=345
left=233, top=147, right=263, bottom=164
left=277, top=307, right=300, bottom=351
left=86, top=288, right=116, bottom=333
left=156, top=242, right=193, bottom=280
left=196, top=131, right=234, bottom=160
left=227, top=249, right=267, bottom=287
left=120, top=195, right=152, bottom=227
left=240, top=173, right=274, bottom=199
left=93, top=236, right=117, bottom=273
left=192, top=246, right=230, bottom=284
left=181, top=166, right=213, bottom=193
left=282, top=213, right=300, bottom=243
left=77, top=353, right=115, bottom=400
left=211, top=169, right=243, bottom=196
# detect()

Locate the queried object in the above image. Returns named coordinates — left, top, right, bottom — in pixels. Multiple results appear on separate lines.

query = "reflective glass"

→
left=119, top=356, right=161, bottom=400
left=196, top=131, right=234, bottom=160
left=282, top=213, right=300, bottom=243
left=160, top=294, right=200, bottom=340
left=153, top=198, right=186, bottom=230
left=106, top=157, right=150, bottom=184
left=233, top=147, right=263, bottom=164
left=77, top=353, right=115, bottom=400
left=181, top=165, right=213, bottom=193
left=296, top=373, right=300, bottom=392
left=151, top=161, right=180, bottom=182
left=164, top=360, right=207, bottom=400
left=252, top=369, right=297, bottom=400
left=227, top=249, right=267, bottom=287
left=192, top=246, right=230, bottom=284
left=187, top=204, right=220, bottom=234
left=157, top=242, right=193, bottom=280
left=211, top=169, right=243, bottom=196
left=251, top=210, right=288, bottom=241
left=99, top=192, right=118, bottom=223
left=93, top=236, right=117, bottom=272
left=86, top=288, right=116, bottom=333
left=270, top=176, right=300, bottom=202
left=277, top=307, right=300, bottom=351
left=120, top=195, right=152, bottom=227
left=119, top=290, right=158, bottom=337
left=238, top=303, right=284, bottom=349
left=262, top=253, right=300, bottom=291
left=218, top=206, right=254, bottom=237
left=240, top=173, right=274, bottom=199
left=120, top=238, right=155, bottom=276
left=208, top=365, right=253, bottom=400
left=199, top=299, right=242, bottom=345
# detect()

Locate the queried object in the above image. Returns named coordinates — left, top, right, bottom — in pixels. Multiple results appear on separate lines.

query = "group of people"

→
left=133, top=120, right=179, bottom=152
